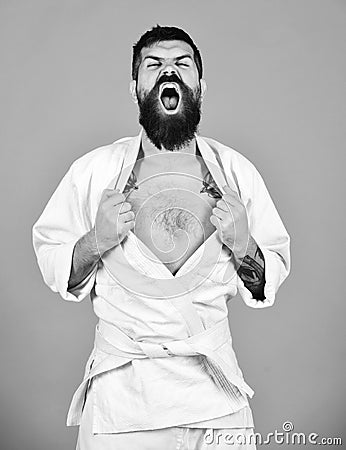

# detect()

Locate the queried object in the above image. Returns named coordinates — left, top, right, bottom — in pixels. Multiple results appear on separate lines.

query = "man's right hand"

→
left=94, top=189, right=135, bottom=255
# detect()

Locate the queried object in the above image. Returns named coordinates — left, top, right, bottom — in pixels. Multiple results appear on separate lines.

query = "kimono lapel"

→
left=106, top=130, right=143, bottom=190
left=100, top=132, right=234, bottom=302
left=196, top=135, right=238, bottom=195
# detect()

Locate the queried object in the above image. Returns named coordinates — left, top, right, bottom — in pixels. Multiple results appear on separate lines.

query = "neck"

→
left=141, top=130, right=197, bottom=156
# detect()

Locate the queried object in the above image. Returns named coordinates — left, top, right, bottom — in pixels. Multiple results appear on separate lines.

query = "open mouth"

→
left=159, top=83, right=181, bottom=112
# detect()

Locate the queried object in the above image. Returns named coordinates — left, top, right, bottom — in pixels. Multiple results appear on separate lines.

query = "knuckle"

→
left=100, top=202, right=108, bottom=212
left=118, top=202, right=129, bottom=213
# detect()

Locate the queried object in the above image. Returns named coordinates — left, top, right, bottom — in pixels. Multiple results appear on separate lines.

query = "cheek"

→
left=137, top=81, right=158, bottom=102
left=136, top=85, right=155, bottom=104
left=137, top=71, right=157, bottom=90
left=183, top=71, right=200, bottom=88
left=136, top=87, right=146, bottom=101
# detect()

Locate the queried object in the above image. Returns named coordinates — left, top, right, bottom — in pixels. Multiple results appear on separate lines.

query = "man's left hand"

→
left=210, top=185, right=250, bottom=259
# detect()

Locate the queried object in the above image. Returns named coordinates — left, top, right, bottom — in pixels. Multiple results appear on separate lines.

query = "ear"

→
left=129, top=80, right=138, bottom=104
left=200, top=79, right=207, bottom=100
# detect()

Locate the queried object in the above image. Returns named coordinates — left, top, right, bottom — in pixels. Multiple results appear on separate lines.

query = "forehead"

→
left=140, top=40, right=194, bottom=59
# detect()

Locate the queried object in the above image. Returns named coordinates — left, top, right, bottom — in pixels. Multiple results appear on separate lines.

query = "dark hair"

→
left=132, top=25, right=203, bottom=81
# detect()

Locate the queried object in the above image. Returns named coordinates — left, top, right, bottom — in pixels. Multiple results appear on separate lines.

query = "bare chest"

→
left=124, top=153, right=221, bottom=275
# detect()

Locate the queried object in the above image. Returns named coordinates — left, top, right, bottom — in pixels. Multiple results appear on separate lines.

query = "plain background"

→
left=1, top=1, right=345, bottom=449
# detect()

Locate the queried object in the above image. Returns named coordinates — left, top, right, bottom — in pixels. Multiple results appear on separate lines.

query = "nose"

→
left=158, top=61, right=181, bottom=83
left=163, top=68, right=176, bottom=75
left=162, top=64, right=177, bottom=76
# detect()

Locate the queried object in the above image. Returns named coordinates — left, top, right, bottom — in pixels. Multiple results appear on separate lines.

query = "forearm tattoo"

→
left=237, top=245, right=266, bottom=300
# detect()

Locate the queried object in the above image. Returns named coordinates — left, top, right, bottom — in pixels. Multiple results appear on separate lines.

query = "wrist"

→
left=92, top=228, right=121, bottom=256
left=224, top=239, right=248, bottom=261
left=86, top=227, right=105, bottom=258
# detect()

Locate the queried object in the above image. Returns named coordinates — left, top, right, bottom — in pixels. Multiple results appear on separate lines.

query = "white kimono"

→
left=32, top=130, right=290, bottom=435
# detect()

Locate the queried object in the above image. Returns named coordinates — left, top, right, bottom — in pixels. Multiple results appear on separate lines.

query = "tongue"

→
left=162, top=96, right=178, bottom=110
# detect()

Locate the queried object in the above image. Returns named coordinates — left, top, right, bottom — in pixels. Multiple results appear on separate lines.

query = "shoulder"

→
left=68, top=136, right=133, bottom=178
left=199, top=135, right=271, bottom=206
left=200, top=135, right=263, bottom=182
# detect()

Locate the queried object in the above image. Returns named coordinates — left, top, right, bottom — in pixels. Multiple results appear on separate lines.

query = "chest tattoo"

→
left=200, top=171, right=222, bottom=199
left=123, top=170, right=139, bottom=194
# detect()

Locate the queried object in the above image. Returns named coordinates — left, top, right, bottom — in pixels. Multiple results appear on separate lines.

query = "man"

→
left=33, top=26, right=290, bottom=450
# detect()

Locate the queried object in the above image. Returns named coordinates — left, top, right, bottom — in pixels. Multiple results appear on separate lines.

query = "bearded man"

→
left=33, top=26, right=290, bottom=450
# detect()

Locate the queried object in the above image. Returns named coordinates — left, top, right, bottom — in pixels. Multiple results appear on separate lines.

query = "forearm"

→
left=68, top=228, right=101, bottom=290
left=231, top=236, right=266, bottom=300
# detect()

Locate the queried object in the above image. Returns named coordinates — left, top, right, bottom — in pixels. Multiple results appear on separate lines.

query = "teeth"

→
left=163, top=83, right=176, bottom=89
left=159, top=82, right=179, bottom=95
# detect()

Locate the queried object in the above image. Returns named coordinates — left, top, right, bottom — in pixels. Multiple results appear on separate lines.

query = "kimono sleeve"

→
left=237, top=166, right=291, bottom=308
left=32, top=163, right=96, bottom=302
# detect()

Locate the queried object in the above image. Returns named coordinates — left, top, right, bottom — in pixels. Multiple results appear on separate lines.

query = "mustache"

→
left=155, top=73, right=184, bottom=89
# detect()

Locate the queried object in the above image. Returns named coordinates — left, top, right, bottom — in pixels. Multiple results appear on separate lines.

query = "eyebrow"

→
left=176, top=54, right=193, bottom=61
left=143, top=54, right=193, bottom=62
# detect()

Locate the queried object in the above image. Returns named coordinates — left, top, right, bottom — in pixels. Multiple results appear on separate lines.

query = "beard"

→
left=137, top=75, right=202, bottom=151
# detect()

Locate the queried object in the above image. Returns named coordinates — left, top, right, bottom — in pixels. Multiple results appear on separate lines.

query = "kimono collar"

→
left=108, top=128, right=237, bottom=195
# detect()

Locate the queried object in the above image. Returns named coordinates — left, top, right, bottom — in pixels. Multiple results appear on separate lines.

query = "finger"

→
left=210, top=214, right=221, bottom=231
left=120, top=211, right=135, bottom=223
left=113, top=203, right=132, bottom=218
left=119, top=202, right=132, bottom=213
left=104, top=192, right=126, bottom=207
left=223, top=185, right=239, bottom=197
left=223, top=185, right=244, bottom=207
left=216, top=199, right=233, bottom=212
left=212, top=207, right=227, bottom=221
left=102, top=188, right=120, bottom=198
left=222, top=191, right=239, bottom=204
left=123, top=220, right=135, bottom=232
